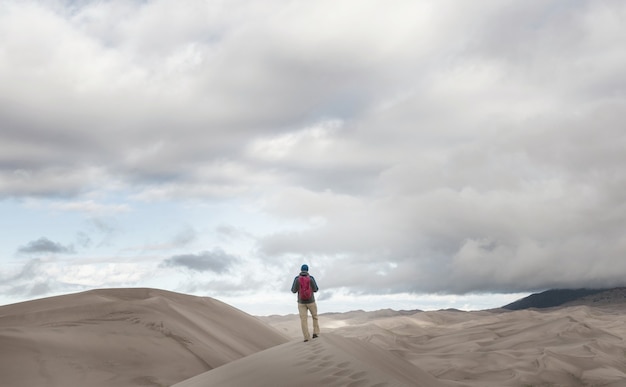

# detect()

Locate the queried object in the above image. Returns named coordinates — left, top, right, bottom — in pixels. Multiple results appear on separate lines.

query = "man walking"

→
left=291, top=264, right=320, bottom=342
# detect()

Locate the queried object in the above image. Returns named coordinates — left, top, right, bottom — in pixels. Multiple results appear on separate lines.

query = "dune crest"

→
left=0, top=288, right=288, bottom=387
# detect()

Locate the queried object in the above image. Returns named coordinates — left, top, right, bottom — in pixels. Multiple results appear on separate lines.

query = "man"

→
left=291, top=264, right=320, bottom=342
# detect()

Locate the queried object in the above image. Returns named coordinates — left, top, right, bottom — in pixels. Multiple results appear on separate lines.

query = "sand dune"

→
left=266, top=306, right=626, bottom=387
left=0, top=288, right=288, bottom=387
left=3, top=288, right=626, bottom=387
left=172, top=333, right=448, bottom=387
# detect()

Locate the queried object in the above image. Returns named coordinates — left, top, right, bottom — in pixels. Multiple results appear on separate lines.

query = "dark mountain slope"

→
left=502, top=288, right=626, bottom=310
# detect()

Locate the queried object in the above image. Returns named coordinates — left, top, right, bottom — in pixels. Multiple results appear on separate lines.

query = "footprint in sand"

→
left=344, top=370, right=371, bottom=387
left=333, top=368, right=352, bottom=377
left=336, top=361, right=350, bottom=368
left=346, top=380, right=369, bottom=387
left=349, top=371, right=367, bottom=379
left=319, top=375, right=336, bottom=384
left=292, top=349, right=309, bottom=357
left=305, top=365, right=325, bottom=373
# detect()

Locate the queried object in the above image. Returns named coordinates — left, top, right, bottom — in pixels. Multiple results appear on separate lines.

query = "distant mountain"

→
left=502, top=287, right=626, bottom=310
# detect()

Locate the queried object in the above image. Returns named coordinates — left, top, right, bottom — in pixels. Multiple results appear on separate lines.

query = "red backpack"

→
left=299, top=275, right=312, bottom=301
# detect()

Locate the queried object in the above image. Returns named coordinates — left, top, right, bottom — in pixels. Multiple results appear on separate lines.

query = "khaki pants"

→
left=298, top=302, right=320, bottom=340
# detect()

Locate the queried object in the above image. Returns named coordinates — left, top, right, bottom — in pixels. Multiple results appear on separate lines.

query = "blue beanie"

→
left=301, top=264, right=309, bottom=272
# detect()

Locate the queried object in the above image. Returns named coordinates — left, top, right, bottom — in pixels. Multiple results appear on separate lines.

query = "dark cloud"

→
left=75, top=232, right=92, bottom=248
left=0, top=258, right=85, bottom=300
left=256, top=165, right=626, bottom=295
left=26, top=282, right=53, bottom=297
left=162, top=249, right=239, bottom=273
left=170, top=226, right=197, bottom=247
left=9, top=258, right=44, bottom=282
left=86, top=218, right=119, bottom=247
left=17, top=237, right=75, bottom=255
left=216, top=224, right=254, bottom=241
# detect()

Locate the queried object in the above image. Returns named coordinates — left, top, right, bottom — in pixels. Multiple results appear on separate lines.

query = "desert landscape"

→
left=2, top=288, right=626, bottom=387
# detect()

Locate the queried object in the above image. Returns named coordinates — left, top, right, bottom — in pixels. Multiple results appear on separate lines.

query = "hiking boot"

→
left=312, top=334, right=318, bottom=339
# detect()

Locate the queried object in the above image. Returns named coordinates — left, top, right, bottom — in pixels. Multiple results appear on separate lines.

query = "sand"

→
left=0, top=288, right=288, bottom=387
left=2, top=288, right=626, bottom=387
left=172, top=333, right=447, bottom=387
left=264, top=306, right=626, bottom=387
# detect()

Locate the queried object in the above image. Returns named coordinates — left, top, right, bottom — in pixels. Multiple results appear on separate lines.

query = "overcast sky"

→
left=1, top=0, right=625, bottom=315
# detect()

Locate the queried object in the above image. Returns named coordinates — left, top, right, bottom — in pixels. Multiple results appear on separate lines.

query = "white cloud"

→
left=51, top=200, right=131, bottom=214
left=53, top=262, right=149, bottom=287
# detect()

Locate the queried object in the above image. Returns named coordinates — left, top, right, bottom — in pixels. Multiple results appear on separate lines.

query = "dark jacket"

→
left=291, top=272, right=319, bottom=304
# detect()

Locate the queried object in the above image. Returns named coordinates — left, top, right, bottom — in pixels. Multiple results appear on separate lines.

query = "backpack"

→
left=299, top=275, right=313, bottom=301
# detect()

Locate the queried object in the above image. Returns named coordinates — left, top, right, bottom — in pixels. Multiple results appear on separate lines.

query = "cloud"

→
left=17, top=238, right=75, bottom=255
left=216, top=224, right=254, bottom=241
left=1, top=0, right=625, bottom=308
left=124, top=225, right=198, bottom=252
left=51, top=200, right=131, bottom=214
left=75, top=232, right=92, bottom=249
left=170, top=226, right=197, bottom=247
left=161, top=249, right=239, bottom=273
left=76, top=217, right=121, bottom=248
left=256, top=166, right=626, bottom=295
left=0, top=259, right=60, bottom=301
left=0, top=257, right=154, bottom=301
left=1, top=259, right=66, bottom=298
left=0, top=0, right=460, bottom=199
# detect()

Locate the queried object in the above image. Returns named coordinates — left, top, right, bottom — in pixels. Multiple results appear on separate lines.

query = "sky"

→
left=1, top=0, right=625, bottom=316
